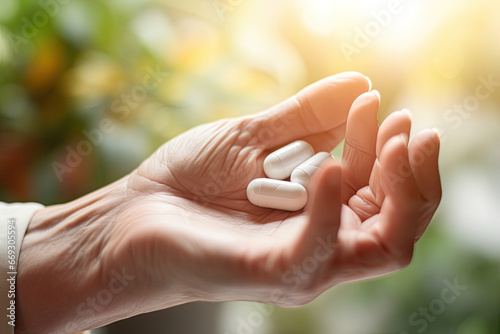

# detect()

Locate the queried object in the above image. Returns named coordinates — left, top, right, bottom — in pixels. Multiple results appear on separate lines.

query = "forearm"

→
left=15, top=171, right=202, bottom=333
left=16, top=177, right=131, bottom=333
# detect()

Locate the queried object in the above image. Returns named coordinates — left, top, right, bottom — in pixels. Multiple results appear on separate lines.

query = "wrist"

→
left=16, top=176, right=130, bottom=334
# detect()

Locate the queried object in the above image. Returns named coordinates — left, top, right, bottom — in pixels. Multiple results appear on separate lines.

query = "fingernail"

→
left=401, top=108, right=412, bottom=120
left=364, top=75, right=372, bottom=91
left=370, top=89, right=380, bottom=100
left=400, top=133, right=409, bottom=146
left=431, top=127, right=442, bottom=141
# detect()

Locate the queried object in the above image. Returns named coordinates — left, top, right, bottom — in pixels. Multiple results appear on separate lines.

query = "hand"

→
left=17, top=72, right=441, bottom=333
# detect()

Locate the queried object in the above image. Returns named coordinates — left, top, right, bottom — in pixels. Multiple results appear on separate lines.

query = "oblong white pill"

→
left=291, top=152, right=334, bottom=187
left=263, top=140, right=314, bottom=180
left=247, top=178, right=307, bottom=211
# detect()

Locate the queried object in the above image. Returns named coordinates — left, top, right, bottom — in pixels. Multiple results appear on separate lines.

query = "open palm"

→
left=108, top=72, right=441, bottom=313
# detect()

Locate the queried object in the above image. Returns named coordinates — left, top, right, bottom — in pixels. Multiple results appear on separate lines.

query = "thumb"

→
left=293, top=159, right=342, bottom=263
left=250, top=72, right=371, bottom=152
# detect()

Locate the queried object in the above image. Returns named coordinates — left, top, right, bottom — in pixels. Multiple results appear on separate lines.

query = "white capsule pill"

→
left=263, top=140, right=314, bottom=180
left=291, top=152, right=334, bottom=187
left=247, top=178, right=307, bottom=211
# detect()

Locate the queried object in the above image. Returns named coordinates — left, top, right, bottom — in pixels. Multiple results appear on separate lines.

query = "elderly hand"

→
left=17, top=72, right=441, bottom=334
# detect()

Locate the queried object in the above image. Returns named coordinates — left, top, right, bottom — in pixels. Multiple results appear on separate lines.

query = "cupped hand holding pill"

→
left=247, top=141, right=334, bottom=211
left=19, top=72, right=442, bottom=333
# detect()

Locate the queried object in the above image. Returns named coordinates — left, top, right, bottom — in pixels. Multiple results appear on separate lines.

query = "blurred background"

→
left=1, top=0, right=499, bottom=333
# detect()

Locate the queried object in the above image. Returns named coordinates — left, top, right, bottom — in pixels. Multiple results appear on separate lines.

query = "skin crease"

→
left=15, top=72, right=442, bottom=334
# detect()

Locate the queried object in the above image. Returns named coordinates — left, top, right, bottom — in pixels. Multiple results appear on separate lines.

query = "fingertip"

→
left=306, top=159, right=342, bottom=209
left=401, top=133, right=409, bottom=147
left=328, top=71, right=372, bottom=92
left=431, top=128, right=442, bottom=142
left=430, top=128, right=441, bottom=146
left=379, top=134, right=407, bottom=161
left=347, top=92, right=380, bottom=135
left=339, top=72, right=371, bottom=91
left=309, top=158, right=341, bottom=190
left=419, top=128, right=439, bottom=141
left=409, top=129, right=440, bottom=155
left=376, top=110, right=412, bottom=156
left=352, top=91, right=380, bottom=109
left=324, top=158, right=342, bottom=187
left=293, top=72, right=373, bottom=136
left=400, top=108, right=411, bottom=119
left=408, top=129, right=442, bottom=203
left=391, top=109, right=412, bottom=126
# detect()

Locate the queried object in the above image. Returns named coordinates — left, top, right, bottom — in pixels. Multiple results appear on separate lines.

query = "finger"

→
left=367, top=109, right=412, bottom=204
left=342, top=91, right=380, bottom=201
left=377, top=135, right=421, bottom=255
left=293, top=159, right=342, bottom=261
left=376, top=110, right=412, bottom=157
left=408, top=129, right=442, bottom=238
left=409, top=129, right=441, bottom=203
left=250, top=72, right=371, bottom=150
